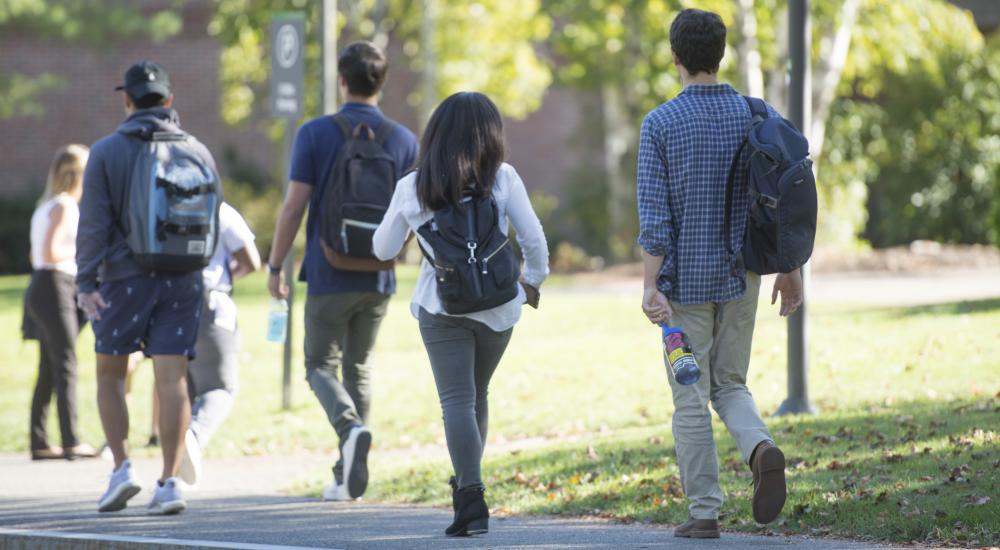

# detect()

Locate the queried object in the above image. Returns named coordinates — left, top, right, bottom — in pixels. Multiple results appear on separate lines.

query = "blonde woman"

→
left=25, top=144, right=97, bottom=460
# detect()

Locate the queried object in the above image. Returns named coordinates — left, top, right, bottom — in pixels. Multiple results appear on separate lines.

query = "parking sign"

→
left=270, top=13, right=305, bottom=119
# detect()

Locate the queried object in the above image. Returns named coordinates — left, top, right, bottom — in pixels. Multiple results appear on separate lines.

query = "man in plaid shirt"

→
left=636, top=9, right=802, bottom=538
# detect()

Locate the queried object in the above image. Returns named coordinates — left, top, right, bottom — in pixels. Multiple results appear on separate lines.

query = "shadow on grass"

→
left=855, top=297, right=1000, bottom=319
left=373, top=396, right=1000, bottom=547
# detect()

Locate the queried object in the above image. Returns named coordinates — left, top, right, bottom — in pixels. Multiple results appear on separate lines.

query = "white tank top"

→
left=30, top=195, right=79, bottom=275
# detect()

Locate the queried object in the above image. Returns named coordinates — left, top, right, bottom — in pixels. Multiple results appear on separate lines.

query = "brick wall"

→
left=0, top=2, right=275, bottom=198
left=0, top=3, right=598, bottom=239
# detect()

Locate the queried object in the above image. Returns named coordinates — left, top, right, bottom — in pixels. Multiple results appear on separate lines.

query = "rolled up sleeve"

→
left=636, top=115, right=672, bottom=258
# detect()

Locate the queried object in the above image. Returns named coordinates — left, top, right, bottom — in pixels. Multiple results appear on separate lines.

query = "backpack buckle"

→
left=467, top=241, right=478, bottom=264
left=759, top=194, right=779, bottom=209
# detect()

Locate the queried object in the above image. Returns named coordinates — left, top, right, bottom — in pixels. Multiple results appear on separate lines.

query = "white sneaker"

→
left=98, top=460, right=142, bottom=512
left=147, top=477, right=186, bottom=515
left=341, top=425, right=372, bottom=499
left=322, top=482, right=355, bottom=501
left=178, top=429, right=202, bottom=488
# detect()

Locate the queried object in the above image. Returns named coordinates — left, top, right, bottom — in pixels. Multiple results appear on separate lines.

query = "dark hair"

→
left=338, top=41, right=388, bottom=97
left=129, top=92, right=168, bottom=109
left=415, top=92, right=505, bottom=211
left=669, top=9, right=727, bottom=76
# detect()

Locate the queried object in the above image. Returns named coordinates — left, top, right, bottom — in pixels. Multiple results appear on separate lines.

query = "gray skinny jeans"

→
left=418, top=308, right=513, bottom=490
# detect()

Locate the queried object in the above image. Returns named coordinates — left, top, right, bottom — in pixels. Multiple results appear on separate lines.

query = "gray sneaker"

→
left=146, top=477, right=186, bottom=515
left=178, top=429, right=202, bottom=488
left=98, top=460, right=142, bottom=513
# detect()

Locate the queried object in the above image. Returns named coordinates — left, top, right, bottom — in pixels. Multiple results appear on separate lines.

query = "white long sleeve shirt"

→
left=373, top=163, right=549, bottom=332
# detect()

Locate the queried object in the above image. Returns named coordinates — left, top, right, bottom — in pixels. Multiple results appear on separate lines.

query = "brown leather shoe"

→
left=750, top=440, right=787, bottom=524
left=30, top=446, right=63, bottom=460
left=674, top=518, right=720, bottom=538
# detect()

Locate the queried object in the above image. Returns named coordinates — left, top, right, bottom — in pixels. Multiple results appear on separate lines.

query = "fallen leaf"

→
left=828, top=459, right=848, bottom=470
left=963, top=495, right=991, bottom=507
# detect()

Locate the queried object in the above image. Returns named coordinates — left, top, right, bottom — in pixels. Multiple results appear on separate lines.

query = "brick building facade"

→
left=0, top=2, right=596, bottom=215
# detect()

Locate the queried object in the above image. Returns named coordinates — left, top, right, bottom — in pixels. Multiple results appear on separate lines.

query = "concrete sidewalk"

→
left=0, top=454, right=907, bottom=550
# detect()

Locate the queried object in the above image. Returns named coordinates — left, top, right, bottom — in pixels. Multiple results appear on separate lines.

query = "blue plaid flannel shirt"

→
left=636, top=83, right=778, bottom=305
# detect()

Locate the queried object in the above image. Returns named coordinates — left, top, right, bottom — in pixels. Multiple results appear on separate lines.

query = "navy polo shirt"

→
left=289, top=103, right=419, bottom=296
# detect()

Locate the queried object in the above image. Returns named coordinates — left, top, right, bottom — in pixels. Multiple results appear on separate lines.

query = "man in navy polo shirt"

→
left=267, top=41, right=418, bottom=501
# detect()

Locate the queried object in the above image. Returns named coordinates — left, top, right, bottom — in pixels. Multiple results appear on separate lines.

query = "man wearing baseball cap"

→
left=77, top=61, right=218, bottom=515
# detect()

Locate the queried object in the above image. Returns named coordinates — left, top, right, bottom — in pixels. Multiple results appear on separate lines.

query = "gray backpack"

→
left=118, top=129, right=222, bottom=272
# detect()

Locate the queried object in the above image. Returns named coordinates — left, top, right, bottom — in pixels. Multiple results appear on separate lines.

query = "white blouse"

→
left=30, top=194, right=79, bottom=275
left=373, top=163, right=549, bottom=332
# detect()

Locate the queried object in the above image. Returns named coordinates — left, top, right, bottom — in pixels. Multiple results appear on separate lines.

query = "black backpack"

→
left=319, top=114, right=397, bottom=272
left=724, top=96, right=817, bottom=275
left=118, top=129, right=222, bottom=272
left=416, top=195, right=521, bottom=315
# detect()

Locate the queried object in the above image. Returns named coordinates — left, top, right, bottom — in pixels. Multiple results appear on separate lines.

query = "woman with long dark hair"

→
left=373, top=92, right=549, bottom=536
left=25, top=144, right=97, bottom=460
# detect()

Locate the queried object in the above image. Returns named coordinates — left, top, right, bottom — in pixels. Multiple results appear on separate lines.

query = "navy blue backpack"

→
left=724, top=96, right=817, bottom=275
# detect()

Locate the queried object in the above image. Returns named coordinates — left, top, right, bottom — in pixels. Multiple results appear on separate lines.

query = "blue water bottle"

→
left=266, top=298, right=288, bottom=343
left=661, top=325, right=701, bottom=385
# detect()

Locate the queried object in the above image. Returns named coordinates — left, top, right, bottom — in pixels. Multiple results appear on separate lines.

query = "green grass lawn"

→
left=363, top=396, right=999, bottom=546
left=1, top=268, right=998, bottom=544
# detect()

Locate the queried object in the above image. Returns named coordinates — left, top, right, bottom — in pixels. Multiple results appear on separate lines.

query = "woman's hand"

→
left=520, top=278, right=540, bottom=309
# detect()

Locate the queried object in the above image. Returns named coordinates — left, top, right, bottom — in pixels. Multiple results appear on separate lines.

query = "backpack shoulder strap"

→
left=743, top=96, right=769, bottom=121
left=330, top=113, right=355, bottom=141
left=723, top=138, right=748, bottom=259
left=721, top=96, right=770, bottom=259
left=373, top=119, right=397, bottom=146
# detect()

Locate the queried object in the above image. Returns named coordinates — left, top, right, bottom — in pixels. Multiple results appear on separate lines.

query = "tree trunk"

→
left=809, top=0, right=860, bottom=171
left=601, top=82, right=633, bottom=259
left=419, top=0, right=437, bottom=124
left=736, top=0, right=764, bottom=98
left=765, top=6, right=789, bottom=113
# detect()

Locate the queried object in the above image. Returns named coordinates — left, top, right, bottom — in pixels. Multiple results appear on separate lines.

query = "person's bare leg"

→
left=96, top=354, right=131, bottom=469
left=152, top=355, right=190, bottom=482
left=150, top=383, right=161, bottom=440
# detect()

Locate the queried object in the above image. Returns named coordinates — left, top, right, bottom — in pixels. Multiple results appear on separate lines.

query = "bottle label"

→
left=667, top=347, right=692, bottom=365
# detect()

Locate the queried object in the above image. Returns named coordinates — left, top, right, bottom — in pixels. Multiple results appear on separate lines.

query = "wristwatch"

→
left=268, top=262, right=282, bottom=275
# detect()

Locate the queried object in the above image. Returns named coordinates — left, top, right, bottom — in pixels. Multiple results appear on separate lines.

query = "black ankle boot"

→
left=448, top=476, right=458, bottom=522
left=445, top=486, right=489, bottom=537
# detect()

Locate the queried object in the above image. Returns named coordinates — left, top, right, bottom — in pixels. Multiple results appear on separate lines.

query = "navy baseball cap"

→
left=115, top=61, right=171, bottom=99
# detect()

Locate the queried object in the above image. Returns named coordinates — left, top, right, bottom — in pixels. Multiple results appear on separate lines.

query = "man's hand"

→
left=520, top=278, right=540, bottom=309
left=267, top=269, right=288, bottom=300
left=77, top=291, right=108, bottom=321
left=771, top=269, right=803, bottom=317
left=642, top=286, right=672, bottom=325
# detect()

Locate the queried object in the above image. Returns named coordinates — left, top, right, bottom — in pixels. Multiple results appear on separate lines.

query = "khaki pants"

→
left=666, top=271, right=772, bottom=520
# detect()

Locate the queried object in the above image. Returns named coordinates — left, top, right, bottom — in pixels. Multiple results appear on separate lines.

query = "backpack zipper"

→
left=480, top=238, right=509, bottom=275
left=340, top=219, right=381, bottom=254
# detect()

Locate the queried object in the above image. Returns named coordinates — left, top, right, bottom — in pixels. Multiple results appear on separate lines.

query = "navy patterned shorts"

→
left=91, top=271, right=203, bottom=359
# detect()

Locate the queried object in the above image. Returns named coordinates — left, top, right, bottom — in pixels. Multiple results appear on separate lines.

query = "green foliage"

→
left=209, top=0, right=322, bottom=131
left=819, top=2, right=999, bottom=247
left=369, top=397, right=1000, bottom=546
left=210, top=0, right=552, bottom=127
left=0, top=0, right=182, bottom=120
left=0, top=193, right=36, bottom=274
left=223, top=178, right=286, bottom=261
left=0, top=0, right=182, bottom=44
left=0, top=73, right=62, bottom=120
